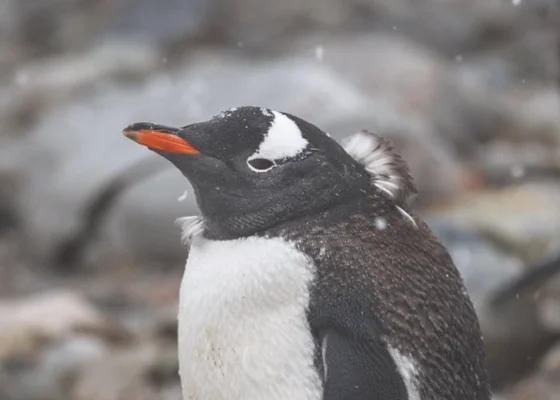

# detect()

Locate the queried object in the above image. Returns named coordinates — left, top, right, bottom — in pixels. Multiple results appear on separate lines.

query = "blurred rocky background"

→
left=0, top=0, right=559, bottom=399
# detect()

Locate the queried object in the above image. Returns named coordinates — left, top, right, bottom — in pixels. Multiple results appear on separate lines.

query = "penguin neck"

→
left=201, top=189, right=372, bottom=241
left=258, top=194, right=376, bottom=240
left=252, top=191, right=412, bottom=246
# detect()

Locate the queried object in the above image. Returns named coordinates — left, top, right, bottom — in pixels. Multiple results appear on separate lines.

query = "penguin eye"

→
left=247, top=158, right=276, bottom=172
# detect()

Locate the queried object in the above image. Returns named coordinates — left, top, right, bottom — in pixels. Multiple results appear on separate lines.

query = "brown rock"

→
left=73, top=343, right=179, bottom=400
left=0, top=290, right=119, bottom=360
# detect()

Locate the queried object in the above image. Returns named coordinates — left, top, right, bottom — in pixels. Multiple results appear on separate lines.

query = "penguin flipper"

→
left=320, top=329, right=409, bottom=400
left=314, top=300, right=409, bottom=400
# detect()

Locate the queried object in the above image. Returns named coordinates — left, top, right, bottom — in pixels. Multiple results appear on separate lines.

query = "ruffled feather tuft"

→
left=343, top=130, right=417, bottom=206
left=175, top=216, right=205, bottom=245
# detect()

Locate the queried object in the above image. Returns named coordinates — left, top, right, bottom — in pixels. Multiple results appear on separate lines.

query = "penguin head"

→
left=123, top=106, right=414, bottom=238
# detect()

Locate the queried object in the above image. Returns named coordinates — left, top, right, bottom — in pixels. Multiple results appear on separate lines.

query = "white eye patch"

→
left=250, top=110, right=309, bottom=162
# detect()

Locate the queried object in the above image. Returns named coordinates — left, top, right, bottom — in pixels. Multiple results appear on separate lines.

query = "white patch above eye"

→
left=252, top=110, right=309, bottom=161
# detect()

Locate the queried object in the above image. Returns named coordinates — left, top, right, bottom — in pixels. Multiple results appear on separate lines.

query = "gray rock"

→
left=100, top=0, right=216, bottom=47
left=430, top=183, right=560, bottom=262
left=72, top=343, right=178, bottom=400
left=0, top=0, right=20, bottom=74
left=220, top=0, right=514, bottom=53
left=41, top=335, right=108, bottom=378
left=222, top=0, right=556, bottom=86
left=87, top=167, right=194, bottom=267
left=0, top=360, right=65, bottom=400
left=2, top=40, right=161, bottom=132
left=15, top=101, right=170, bottom=265
left=4, top=0, right=556, bottom=88
left=504, top=342, right=560, bottom=400
left=0, top=141, right=21, bottom=232
left=0, top=334, right=108, bottom=400
left=539, top=267, right=560, bottom=332
left=427, top=217, right=524, bottom=304
left=0, top=0, right=219, bottom=83
left=500, top=87, right=560, bottom=146
left=11, top=0, right=108, bottom=59
left=426, top=195, right=560, bottom=388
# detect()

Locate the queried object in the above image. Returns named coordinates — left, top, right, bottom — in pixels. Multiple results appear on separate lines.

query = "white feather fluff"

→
left=342, top=130, right=416, bottom=206
left=175, top=216, right=205, bottom=245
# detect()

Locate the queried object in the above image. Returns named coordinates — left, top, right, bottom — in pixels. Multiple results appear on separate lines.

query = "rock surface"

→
left=429, top=183, right=560, bottom=262
left=505, top=343, right=560, bottom=400
left=0, top=291, right=118, bottom=360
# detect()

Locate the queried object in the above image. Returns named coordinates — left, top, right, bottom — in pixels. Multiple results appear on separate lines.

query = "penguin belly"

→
left=177, top=236, right=322, bottom=400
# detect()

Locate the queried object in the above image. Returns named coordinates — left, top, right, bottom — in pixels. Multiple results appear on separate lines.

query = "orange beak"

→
left=123, top=125, right=200, bottom=155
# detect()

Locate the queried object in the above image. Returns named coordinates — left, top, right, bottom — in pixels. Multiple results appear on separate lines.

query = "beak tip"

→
left=121, top=124, right=200, bottom=155
left=122, top=129, right=139, bottom=142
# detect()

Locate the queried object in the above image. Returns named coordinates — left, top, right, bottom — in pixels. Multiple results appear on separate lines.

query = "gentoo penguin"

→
left=123, top=106, right=491, bottom=400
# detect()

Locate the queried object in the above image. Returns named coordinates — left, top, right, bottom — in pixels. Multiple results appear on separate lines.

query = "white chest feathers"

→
left=177, top=236, right=323, bottom=400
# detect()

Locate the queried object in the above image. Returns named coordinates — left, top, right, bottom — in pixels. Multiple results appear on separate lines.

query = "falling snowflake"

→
left=14, top=71, right=29, bottom=86
left=315, top=46, right=324, bottom=61
left=510, top=165, right=525, bottom=179
left=177, top=190, right=189, bottom=202
left=374, top=217, right=388, bottom=230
